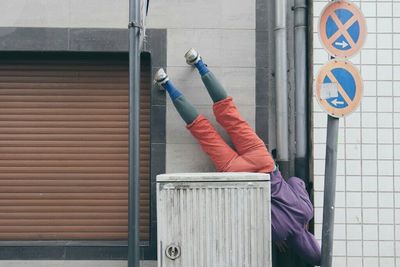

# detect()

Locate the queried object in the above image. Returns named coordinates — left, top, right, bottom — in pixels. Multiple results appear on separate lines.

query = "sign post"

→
left=316, top=1, right=367, bottom=265
left=321, top=115, right=339, bottom=267
left=315, top=59, right=363, bottom=267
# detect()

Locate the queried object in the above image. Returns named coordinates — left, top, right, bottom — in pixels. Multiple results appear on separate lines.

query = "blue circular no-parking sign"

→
left=319, top=1, right=367, bottom=59
left=315, top=60, right=363, bottom=118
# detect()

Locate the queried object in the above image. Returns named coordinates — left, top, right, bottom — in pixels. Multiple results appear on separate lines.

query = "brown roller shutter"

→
left=0, top=54, right=151, bottom=241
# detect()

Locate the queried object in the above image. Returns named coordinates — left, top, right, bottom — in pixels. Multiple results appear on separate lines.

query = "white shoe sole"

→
left=154, top=68, right=169, bottom=85
left=184, top=48, right=201, bottom=65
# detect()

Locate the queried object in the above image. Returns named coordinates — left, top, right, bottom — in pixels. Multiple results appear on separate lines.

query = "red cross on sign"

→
left=319, top=0, right=367, bottom=59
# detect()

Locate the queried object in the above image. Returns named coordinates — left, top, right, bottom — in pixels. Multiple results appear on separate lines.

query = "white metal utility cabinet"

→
left=157, top=172, right=272, bottom=267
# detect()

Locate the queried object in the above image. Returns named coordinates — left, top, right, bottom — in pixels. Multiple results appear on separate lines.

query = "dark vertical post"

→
left=128, top=0, right=141, bottom=266
left=321, top=115, right=339, bottom=267
left=294, top=0, right=309, bottom=181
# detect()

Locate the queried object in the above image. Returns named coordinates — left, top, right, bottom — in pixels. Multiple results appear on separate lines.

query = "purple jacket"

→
left=270, top=169, right=321, bottom=266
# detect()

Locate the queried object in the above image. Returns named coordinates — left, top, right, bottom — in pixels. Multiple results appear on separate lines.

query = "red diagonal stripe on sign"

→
left=327, top=14, right=358, bottom=48
left=326, top=71, right=352, bottom=105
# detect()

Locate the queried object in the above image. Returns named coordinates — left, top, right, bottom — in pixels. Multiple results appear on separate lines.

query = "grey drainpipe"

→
left=294, top=0, right=309, bottom=180
left=128, top=0, right=141, bottom=266
left=275, top=0, right=289, bottom=177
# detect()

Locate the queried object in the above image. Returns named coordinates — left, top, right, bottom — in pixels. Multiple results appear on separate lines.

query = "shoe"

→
left=154, top=68, right=169, bottom=85
left=184, top=48, right=201, bottom=65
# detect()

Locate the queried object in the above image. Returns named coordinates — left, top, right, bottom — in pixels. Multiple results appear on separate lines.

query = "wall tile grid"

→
left=314, top=0, right=400, bottom=266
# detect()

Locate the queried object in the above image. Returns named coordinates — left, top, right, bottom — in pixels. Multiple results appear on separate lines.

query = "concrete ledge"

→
left=0, top=27, right=128, bottom=52
left=0, top=261, right=157, bottom=267
left=157, top=172, right=271, bottom=182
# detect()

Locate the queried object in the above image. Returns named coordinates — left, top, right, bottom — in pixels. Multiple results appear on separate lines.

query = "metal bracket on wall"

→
left=292, top=4, right=307, bottom=11
left=128, top=21, right=143, bottom=30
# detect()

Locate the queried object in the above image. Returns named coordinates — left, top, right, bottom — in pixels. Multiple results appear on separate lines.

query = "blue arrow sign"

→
left=316, top=60, right=363, bottom=118
left=325, top=8, right=360, bottom=51
left=322, top=67, right=356, bottom=109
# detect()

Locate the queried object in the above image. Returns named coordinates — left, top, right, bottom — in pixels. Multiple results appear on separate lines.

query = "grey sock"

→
left=201, top=72, right=228, bottom=103
left=173, top=95, right=199, bottom=124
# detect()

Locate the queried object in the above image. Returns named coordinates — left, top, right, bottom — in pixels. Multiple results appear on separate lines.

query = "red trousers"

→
left=187, top=97, right=321, bottom=265
left=186, top=97, right=275, bottom=173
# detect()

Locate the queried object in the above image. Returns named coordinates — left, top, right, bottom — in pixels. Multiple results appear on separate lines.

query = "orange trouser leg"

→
left=186, top=115, right=238, bottom=172
left=213, top=97, right=275, bottom=173
left=187, top=114, right=273, bottom=172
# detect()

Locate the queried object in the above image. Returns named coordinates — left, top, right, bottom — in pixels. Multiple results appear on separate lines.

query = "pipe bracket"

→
left=274, top=27, right=287, bottom=32
left=293, top=4, right=307, bottom=10
left=128, top=21, right=143, bottom=30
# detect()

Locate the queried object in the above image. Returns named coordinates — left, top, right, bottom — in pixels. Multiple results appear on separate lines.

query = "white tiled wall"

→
left=313, top=0, right=400, bottom=266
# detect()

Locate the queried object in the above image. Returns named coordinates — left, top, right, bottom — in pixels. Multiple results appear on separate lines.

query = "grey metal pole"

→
left=321, top=115, right=339, bottom=267
left=294, top=0, right=308, bottom=179
left=274, top=0, right=289, bottom=176
left=128, top=0, right=141, bottom=266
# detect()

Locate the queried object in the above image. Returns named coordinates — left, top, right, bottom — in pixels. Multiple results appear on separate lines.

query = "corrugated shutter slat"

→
left=0, top=55, right=151, bottom=241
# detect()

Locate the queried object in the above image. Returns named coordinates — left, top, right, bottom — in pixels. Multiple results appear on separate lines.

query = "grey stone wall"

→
left=0, top=0, right=128, bottom=28
left=146, top=0, right=257, bottom=173
left=0, top=261, right=156, bottom=267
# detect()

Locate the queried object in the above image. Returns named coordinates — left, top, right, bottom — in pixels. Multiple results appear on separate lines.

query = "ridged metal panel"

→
left=157, top=173, right=271, bottom=267
left=0, top=55, right=151, bottom=241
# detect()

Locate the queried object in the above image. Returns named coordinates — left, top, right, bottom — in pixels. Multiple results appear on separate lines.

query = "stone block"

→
left=146, top=0, right=255, bottom=29
left=167, top=29, right=255, bottom=67
left=69, top=28, right=128, bottom=51
left=166, top=143, right=217, bottom=173
left=0, top=27, right=68, bottom=51
left=0, top=261, right=156, bottom=267
left=0, top=0, right=69, bottom=27
left=69, top=0, right=128, bottom=28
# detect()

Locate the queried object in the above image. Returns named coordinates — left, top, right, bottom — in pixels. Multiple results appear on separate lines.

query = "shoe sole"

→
left=185, top=49, right=200, bottom=65
left=154, top=68, right=169, bottom=85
